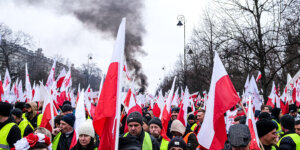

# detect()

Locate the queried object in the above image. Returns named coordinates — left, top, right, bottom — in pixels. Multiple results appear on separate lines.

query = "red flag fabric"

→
left=152, top=103, right=161, bottom=117
left=256, top=71, right=261, bottom=82
left=197, top=51, right=240, bottom=150
left=93, top=18, right=126, bottom=150
left=56, top=68, right=66, bottom=89
left=177, top=87, right=189, bottom=126
left=246, top=100, right=260, bottom=150
left=40, top=97, right=57, bottom=132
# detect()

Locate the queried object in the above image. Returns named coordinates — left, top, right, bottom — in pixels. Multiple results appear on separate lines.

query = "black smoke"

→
left=17, top=0, right=148, bottom=91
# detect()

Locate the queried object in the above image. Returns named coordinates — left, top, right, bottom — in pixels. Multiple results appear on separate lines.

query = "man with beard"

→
left=167, top=107, right=180, bottom=139
left=22, top=102, right=43, bottom=128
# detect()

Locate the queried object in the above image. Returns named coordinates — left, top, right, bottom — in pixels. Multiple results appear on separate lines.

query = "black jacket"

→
left=0, top=117, right=21, bottom=148
left=120, top=130, right=160, bottom=150
left=278, top=130, right=297, bottom=150
left=57, top=130, right=74, bottom=150
left=183, top=128, right=199, bottom=150
left=17, top=118, right=33, bottom=137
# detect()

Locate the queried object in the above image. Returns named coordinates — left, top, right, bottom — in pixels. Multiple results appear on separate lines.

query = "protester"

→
left=61, top=104, right=73, bottom=116
left=143, top=117, right=150, bottom=133
left=289, top=104, right=300, bottom=121
left=261, top=105, right=271, bottom=113
left=258, top=112, right=272, bottom=120
left=167, top=107, right=180, bottom=138
left=13, top=133, right=51, bottom=150
left=271, top=108, right=283, bottom=136
left=11, top=108, right=34, bottom=137
left=170, top=120, right=198, bottom=150
left=54, top=115, right=63, bottom=129
left=149, top=117, right=169, bottom=150
left=295, top=120, right=300, bottom=136
left=34, top=127, right=52, bottom=140
left=187, top=114, right=196, bottom=131
left=120, top=111, right=160, bottom=150
left=193, top=109, right=205, bottom=135
left=0, top=102, right=21, bottom=149
left=52, top=113, right=76, bottom=150
left=23, top=102, right=43, bottom=128
left=277, top=114, right=300, bottom=149
left=227, top=124, right=251, bottom=150
left=256, top=119, right=278, bottom=150
left=72, top=119, right=97, bottom=150
left=168, top=137, right=187, bottom=150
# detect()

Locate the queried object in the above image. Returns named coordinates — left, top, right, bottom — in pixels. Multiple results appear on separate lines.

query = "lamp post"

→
left=177, top=15, right=188, bottom=86
left=87, top=53, right=93, bottom=84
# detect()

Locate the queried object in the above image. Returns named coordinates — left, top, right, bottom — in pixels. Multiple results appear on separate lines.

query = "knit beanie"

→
left=258, top=112, right=271, bottom=120
left=0, top=102, right=11, bottom=116
left=228, top=124, right=251, bottom=147
left=11, top=108, right=23, bottom=118
left=271, top=108, right=281, bottom=119
left=256, top=119, right=276, bottom=138
left=149, top=117, right=162, bottom=129
left=289, top=104, right=297, bottom=113
left=78, top=119, right=95, bottom=138
left=62, top=104, right=72, bottom=113
left=168, top=137, right=187, bottom=150
left=63, top=101, right=72, bottom=106
left=127, top=111, right=143, bottom=126
left=188, top=114, right=195, bottom=120
left=280, top=114, right=295, bottom=130
left=170, top=120, right=186, bottom=136
left=171, top=107, right=180, bottom=113
left=61, top=113, right=75, bottom=127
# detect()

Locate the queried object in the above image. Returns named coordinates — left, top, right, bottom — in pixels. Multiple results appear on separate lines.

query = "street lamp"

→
left=87, top=53, right=93, bottom=84
left=177, top=15, right=186, bottom=67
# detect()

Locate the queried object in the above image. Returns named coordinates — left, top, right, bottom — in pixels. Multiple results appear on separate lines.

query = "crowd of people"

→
left=1, top=100, right=300, bottom=150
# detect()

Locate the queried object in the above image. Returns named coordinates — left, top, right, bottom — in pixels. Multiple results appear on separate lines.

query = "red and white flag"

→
left=56, top=68, right=66, bottom=89
left=74, top=90, right=86, bottom=139
left=177, top=87, right=189, bottom=126
left=40, top=90, right=58, bottom=132
left=266, top=82, right=279, bottom=108
left=60, top=67, right=72, bottom=92
left=46, top=60, right=56, bottom=88
left=197, top=51, right=240, bottom=149
left=246, top=98, right=260, bottom=150
left=25, top=64, right=32, bottom=101
left=256, top=71, right=261, bottom=82
left=93, top=18, right=126, bottom=150
left=0, top=76, right=4, bottom=102
left=159, top=77, right=176, bottom=141
left=3, top=69, right=11, bottom=92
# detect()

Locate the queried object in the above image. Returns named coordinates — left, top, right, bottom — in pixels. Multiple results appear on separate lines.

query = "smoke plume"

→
left=18, top=0, right=148, bottom=92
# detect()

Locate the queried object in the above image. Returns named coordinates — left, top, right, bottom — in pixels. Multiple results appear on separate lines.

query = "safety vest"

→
left=183, top=132, right=193, bottom=144
left=124, top=132, right=152, bottom=150
left=272, top=119, right=283, bottom=136
left=191, top=123, right=197, bottom=131
left=22, top=113, right=43, bottom=128
left=52, top=132, right=62, bottom=150
left=160, top=138, right=169, bottom=150
left=0, top=123, right=17, bottom=150
left=277, top=133, right=300, bottom=149
left=18, top=119, right=34, bottom=137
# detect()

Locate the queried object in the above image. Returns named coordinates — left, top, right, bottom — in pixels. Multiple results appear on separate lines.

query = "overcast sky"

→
left=0, top=0, right=208, bottom=94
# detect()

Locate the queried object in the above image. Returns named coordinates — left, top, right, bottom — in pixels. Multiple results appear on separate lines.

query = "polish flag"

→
left=266, top=82, right=276, bottom=108
left=74, top=90, right=86, bottom=139
left=40, top=90, right=58, bottom=132
left=246, top=98, right=260, bottom=150
left=159, top=77, right=177, bottom=141
left=93, top=18, right=126, bottom=150
left=3, top=69, right=11, bottom=93
left=25, top=64, right=32, bottom=101
left=56, top=68, right=66, bottom=89
left=60, top=67, right=72, bottom=92
left=256, top=71, right=261, bottom=82
left=46, top=60, right=56, bottom=88
left=197, top=51, right=240, bottom=149
left=152, top=90, right=165, bottom=117
left=177, top=87, right=189, bottom=126
left=171, top=88, right=179, bottom=107
left=123, top=87, right=142, bottom=133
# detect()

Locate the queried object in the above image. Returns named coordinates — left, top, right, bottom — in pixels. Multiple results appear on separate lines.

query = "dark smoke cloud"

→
left=17, top=0, right=148, bottom=91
